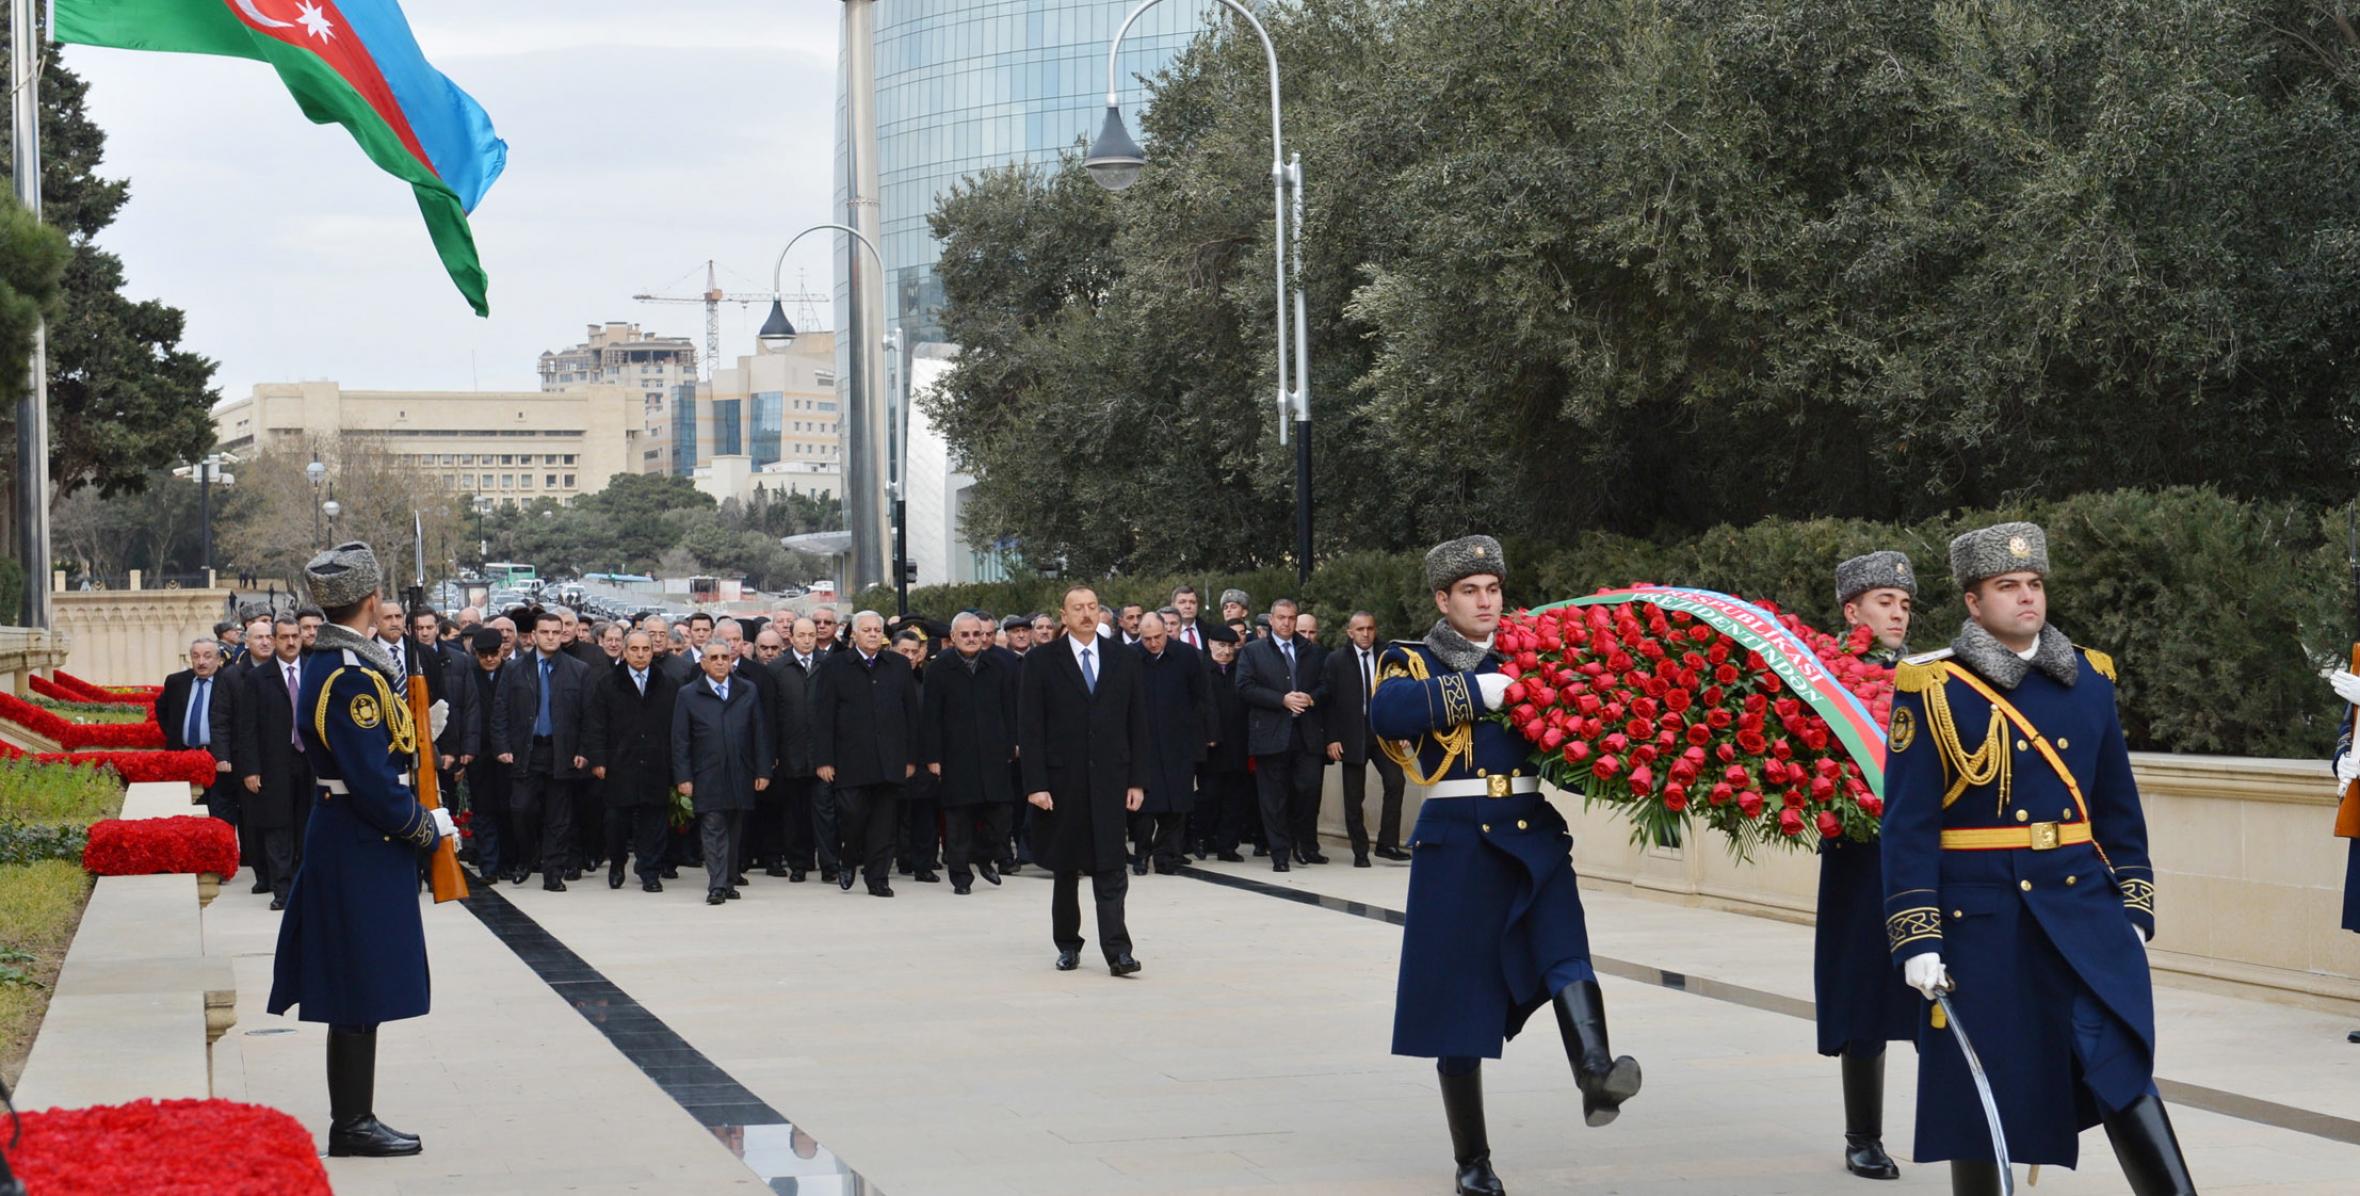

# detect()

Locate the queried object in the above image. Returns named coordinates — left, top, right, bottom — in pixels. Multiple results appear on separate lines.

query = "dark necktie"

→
left=534, top=657, right=554, bottom=736
left=186, top=678, right=209, bottom=747
left=1080, top=645, right=1096, bottom=694
left=285, top=664, right=303, bottom=750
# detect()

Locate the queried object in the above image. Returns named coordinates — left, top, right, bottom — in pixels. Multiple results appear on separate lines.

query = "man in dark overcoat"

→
left=267, top=541, right=458, bottom=1158
left=233, top=616, right=317, bottom=908
left=1018, top=585, right=1149, bottom=976
left=160, top=637, right=244, bottom=868
left=769, top=617, right=822, bottom=881
left=1193, top=625, right=1254, bottom=861
left=672, top=641, right=774, bottom=905
left=489, top=609, right=593, bottom=890
left=459, top=628, right=513, bottom=885
left=812, top=611, right=921, bottom=897
left=585, top=629, right=681, bottom=892
left=920, top=612, right=1019, bottom=894
left=1129, top=612, right=1211, bottom=876
left=1324, top=610, right=1409, bottom=868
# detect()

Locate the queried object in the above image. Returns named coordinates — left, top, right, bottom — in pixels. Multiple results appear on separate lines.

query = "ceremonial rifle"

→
left=406, top=513, right=468, bottom=903
left=2341, top=503, right=2360, bottom=839
left=1933, top=980, right=2014, bottom=1195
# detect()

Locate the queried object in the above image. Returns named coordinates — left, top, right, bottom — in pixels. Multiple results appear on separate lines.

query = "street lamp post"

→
left=762, top=225, right=911, bottom=617
left=306, top=459, right=327, bottom=549
left=321, top=493, right=341, bottom=545
left=1087, top=0, right=1312, bottom=586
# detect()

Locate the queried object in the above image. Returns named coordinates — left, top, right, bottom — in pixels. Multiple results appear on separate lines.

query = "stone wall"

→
left=0, top=626, right=71, bottom=698
left=49, top=578, right=234, bottom=687
left=1322, top=753, right=2360, bottom=1006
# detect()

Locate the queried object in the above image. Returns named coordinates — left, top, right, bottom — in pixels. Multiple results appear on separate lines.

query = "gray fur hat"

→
left=1218, top=588, right=1251, bottom=610
left=1835, top=550, right=1918, bottom=606
left=1425, top=534, right=1506, bottom=592
left=1948, top=521, right=2048, bottom=589
left=303, top=541, right=383, bottom=609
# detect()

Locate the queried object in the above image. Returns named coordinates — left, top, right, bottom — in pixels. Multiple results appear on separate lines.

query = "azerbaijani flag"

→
left=55, top=0, right=507, bottom=315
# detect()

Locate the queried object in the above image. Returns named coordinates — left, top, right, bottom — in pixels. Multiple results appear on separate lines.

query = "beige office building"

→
left=539, top=322, right=698, bottom=475
left=693, top=331, right=840, bottom=475
left=212, top=382, right=638, bottom=505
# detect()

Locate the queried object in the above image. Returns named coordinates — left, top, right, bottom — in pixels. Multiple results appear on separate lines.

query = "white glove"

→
left=430, top=807, right=458, bottom=842
left=2339, top=750, right=2360, bottom=785
left=428, top=698, right=449, bottom=742
left=1474, top=673, right=1512, bottom=710
left=2332, top=670, right=2360, bottom=707
left=1903, top=953, right=1949, bottom=1000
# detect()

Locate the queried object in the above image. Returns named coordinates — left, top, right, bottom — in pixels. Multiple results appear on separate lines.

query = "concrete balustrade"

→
left=49, top=582, right=233, bottom=688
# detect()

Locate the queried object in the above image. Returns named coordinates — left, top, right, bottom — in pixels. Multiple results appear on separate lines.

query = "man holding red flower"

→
left=1814, top=551, right=1924, bottom=1181
left=1371, top=535, right=1641, bottom=1196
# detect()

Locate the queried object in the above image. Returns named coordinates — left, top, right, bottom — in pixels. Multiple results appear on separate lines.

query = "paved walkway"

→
left=201, top=836, right=2360, bottom=1195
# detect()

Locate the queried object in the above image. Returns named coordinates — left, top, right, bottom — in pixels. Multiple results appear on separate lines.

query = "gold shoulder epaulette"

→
left=2078, top=646, right=2116, bottom=683
left=1894, top=648, right=1953, bottom=695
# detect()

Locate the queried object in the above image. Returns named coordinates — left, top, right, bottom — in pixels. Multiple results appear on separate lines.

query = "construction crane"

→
left=632, top=260, right=831, bottom=380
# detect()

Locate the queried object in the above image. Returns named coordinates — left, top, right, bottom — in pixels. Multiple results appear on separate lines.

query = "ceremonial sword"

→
left=1934, top=980, right=2013, bottom=1195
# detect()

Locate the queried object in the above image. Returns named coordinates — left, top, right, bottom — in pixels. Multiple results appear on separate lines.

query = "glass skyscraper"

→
left=837, top=0, right=1208, bottom=345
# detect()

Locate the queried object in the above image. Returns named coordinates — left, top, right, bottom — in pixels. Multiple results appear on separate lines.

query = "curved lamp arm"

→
left=775, top=223, right=885, bottom=296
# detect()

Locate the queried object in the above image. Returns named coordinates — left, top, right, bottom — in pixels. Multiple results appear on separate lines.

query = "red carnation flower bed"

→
left=0, top=743, right=219, bottom=787
left=50, top=669, right=160, bottom=703
left=1492, top=594, right=1895, bottom=858
left=0, top=691, right=165, bottom=749
left=2, top=1098, right=328, bottom=1195
left=83, top=816, right=239, bottom=879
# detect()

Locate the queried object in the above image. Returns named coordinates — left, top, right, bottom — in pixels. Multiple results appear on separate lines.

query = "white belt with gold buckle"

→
left=1425, top=776, right=1538, bottom=799
left=318, top=774, right=409, bottom=796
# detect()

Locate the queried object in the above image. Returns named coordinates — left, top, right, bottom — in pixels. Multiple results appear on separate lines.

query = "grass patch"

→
left=0, top=756, right=123, bottom=825
left=0, top=860, right=96, bottom=1085
left=26, top=696, right=152, bottom=724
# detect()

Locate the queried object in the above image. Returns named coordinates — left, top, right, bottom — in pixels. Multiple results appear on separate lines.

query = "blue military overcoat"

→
left=1371, top=639, right=1595, bottom=1060
left=1814, top=835, right=1918, bottom=1055
left=267, top=638, right=436, bottom=1026
left=1880, top=639, right=2156, bottom=1169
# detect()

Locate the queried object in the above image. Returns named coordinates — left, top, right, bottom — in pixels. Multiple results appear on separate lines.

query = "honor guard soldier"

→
left=1880, top=523, right=2197, bottom=1195
left=1371, top=535, right=1640, bottom=1196
left=266, top=542, right=457, bottom=1159
left=1817, top=551, right=1923, bottom=1180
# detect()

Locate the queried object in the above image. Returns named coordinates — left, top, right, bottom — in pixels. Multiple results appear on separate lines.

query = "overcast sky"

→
left=66, top=1, right=845, bottom=405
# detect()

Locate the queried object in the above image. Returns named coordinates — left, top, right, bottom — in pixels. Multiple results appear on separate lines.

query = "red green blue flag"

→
left=55, top=0, right=507, bottom=315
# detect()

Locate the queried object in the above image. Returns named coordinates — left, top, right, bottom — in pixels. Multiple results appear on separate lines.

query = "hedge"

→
left=860, top=488, right=2348, bottom=757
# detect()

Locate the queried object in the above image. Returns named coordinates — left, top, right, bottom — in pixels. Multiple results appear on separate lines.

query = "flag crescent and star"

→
left=56, top=0, right=508, bottom=315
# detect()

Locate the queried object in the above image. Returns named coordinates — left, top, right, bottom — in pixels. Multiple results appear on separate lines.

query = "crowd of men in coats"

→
left=158, top=583, right=1412, bottom=926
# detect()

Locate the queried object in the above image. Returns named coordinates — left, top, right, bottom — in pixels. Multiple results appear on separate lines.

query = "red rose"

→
left=1770, top=738, right=1793, bottom=761
left=1627, top=765, right=1654, bottom=794
left=1859, top=795, right=1885, bottom=818
left=1714, top=663, right=1740, bottom=685
left=1816, top=810, right=1843, bottom=839
left=1563, top=741, right=1592, bottom=764
left=1715, top=742, right=1736, bottom=763
left=1736, top=729, right=1767, bottom=755
left=1810, top=777, right=1836, bottom=802
left=1708, top=782, right=1733, bottom=806
left=1532, top=686, right=1559, bottom=708
left=1662, top=785, right=1688, bottom=812
left=1685, top=722, right=1712, bottom=747
left=1782, top=788, right=1805, bottom=809
left=1778, top=808, right=1804, bottom=836
left=1737, top=790, right=1765, bottom=818
left=1504, top=682, right=1528, bottom=706
left=1541, top=727, right=1567, bottom=751
left=1576, top=693, right=1604, bottom=715
left=1706, top=708, right=1734, bottom=730
left=1722, top=765, right=1751, bottom=786
left=1603, top=732, right=1630, bottom=754
left=1592, top=754, right=1623, bottom=780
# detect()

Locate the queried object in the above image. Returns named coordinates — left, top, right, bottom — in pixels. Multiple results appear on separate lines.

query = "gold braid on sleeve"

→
left=1376, top=649, right=1472, bottom=786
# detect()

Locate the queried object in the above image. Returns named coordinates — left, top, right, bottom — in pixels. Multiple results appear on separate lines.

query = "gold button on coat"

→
left=2019, top=880, right=2033, bottom=892
left=1952, top=910, right=1964, bottom=919
left=2016, top=739, right=2030, bottom=751
left=2057, top=738, right=2070, bottom=749
left=2066, top=875, right=2078, bottom=886
left=1516, top=820, right=1529, bottom=830
left=2015, top=810, right=2029, bottom=823
left=1481, top=824, right=1491, bottom=833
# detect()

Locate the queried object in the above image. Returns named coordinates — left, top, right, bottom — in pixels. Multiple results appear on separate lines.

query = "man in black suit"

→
left=921, top=612, right=1020, bottom=895
left=1130, top=612, right=1212, bottom=875
left=490, top=609, right=593, bottom=890
left=1194, top=626, right=1254, bottom=861
left=584, top=629, right=681, bottom=892
left=1235, top=597, right=1328, bottom=871
left=1323, top=610, right=1410, bottom=867
left=1167, top=586, right=1219, bottom=654
left=772, top=616, right=825, bottom=882
left=459, top=628, right=513, bottom=885
left=232, top=617, right=316, bottom=907
left=715, top=617, right=781, bottom=885
left=160, top=637, right=240, bottom=843
left=218, top=614, right=279, bottom=886
left=812, top=611, right=921, bottom=897
left=1020, top=584, right=1150, bottom=975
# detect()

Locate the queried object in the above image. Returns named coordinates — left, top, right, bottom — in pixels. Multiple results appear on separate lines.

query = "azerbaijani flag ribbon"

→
left=55, top=0, right=507, bottom=315
left=1536, top=585, right=1890, bottom=796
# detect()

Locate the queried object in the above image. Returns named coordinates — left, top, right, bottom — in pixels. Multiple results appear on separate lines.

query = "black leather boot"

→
left=1551, top=981, right=1642, bottom=1127
left=2102, top=1093, right=2198, bottom=1195
left=1841, top=1051, right=1901, bottom=1179
left=1439, top=1065, right=1506, bottom=1196
left=1948, top=1160, right=2002, bottom=1196
left=326, top=1026, right=422, bottom=1157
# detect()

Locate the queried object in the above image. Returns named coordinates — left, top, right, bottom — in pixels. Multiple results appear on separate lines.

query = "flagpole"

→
left=9, top=0, right=48, bottom=629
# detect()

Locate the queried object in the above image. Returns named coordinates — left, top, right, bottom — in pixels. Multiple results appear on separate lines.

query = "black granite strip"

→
left=460, top=884, right=880, bottom=1192
left=1177, top=863, right=2360, bottom=1148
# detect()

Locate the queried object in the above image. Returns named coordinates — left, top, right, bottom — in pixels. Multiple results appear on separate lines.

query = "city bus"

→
left=482, top=562, right=539, bottom=591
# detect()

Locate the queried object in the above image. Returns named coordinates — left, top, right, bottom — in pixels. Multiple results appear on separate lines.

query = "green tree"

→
left=0, top=30, right=220, bottom=522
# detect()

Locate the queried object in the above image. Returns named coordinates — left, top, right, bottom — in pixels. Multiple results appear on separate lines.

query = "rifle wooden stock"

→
left=407, top=674, right=470, bottom=902
left=2340, top=643, right=2360, bottom=840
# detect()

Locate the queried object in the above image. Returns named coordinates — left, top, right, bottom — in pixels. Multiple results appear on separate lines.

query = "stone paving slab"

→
left=194, top=829, right=2360, bottom=1194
